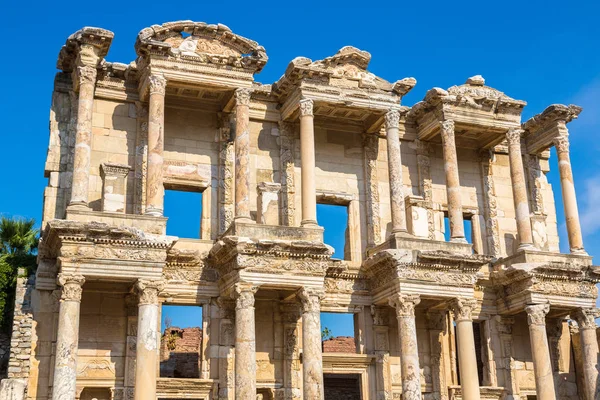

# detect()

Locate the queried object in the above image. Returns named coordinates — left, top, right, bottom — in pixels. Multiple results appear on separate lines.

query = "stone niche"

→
left=100, top=163, right=131, bottom=213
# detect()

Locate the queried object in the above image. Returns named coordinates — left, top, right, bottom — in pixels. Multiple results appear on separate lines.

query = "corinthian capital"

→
left=506, top=128, right=524, bottom=145
left=572, top=308, right=600, bottom=330
left=440, top=120, right=455, bottom=136
left=553, top=135, right=570, bottom=153
left=385, top=109, right=400, bottom=130
left=389, top=294, right=421, bottom=318
left=525, top=303, right=550, bottom=326
left=299, top=99, right=314, bottom=117
left=135, top=279, right=165, bottom=305
left=297, top=287, right=323, bottom=313
left=449, top=298, right=478, bottom=322
left=234, top=88, right=251, bottom=106
left=233, top=282, right=258, bottom=310
left=76, top=65, right=97, bottom=86
left=148, top=74, right=167, bottom=96
left=57, top=273, right=86, bottom=302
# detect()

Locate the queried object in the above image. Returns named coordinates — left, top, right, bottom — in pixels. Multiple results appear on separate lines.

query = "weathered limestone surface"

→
left=8, top=21, right=598, bottom=400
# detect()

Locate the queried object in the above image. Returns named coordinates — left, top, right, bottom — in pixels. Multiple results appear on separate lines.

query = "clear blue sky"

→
left=2, top=1, right=599, bottom=335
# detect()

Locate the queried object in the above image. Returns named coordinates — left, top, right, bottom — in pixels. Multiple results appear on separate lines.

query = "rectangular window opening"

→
left=164, top=188, right=203, bottom=239
left=320, top=312, right=357, bottom=354
left=443, top=213, right=473, bottom=244
left=317, top=203, right=349, bottom=260
left=160, top=304, right=203, bottom=379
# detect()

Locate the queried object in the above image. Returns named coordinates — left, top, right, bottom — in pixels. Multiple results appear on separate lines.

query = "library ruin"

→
left=1, top=20, right=599, bottom=400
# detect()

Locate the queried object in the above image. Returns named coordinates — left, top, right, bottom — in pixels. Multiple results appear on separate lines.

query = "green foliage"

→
left=0, top=216, right=38, bottom=332
left=321, top=326, right=333, bottom=341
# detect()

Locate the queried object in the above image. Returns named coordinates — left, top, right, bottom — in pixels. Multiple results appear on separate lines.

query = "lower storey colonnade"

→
left=46, top=275, right=600, bottom=400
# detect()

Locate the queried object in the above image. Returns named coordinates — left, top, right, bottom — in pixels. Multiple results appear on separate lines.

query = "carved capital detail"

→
left=525, top=303, right=550, bottom=326
left=572, top=308, right=600, bottom=330
left=440, top=119, right=455, bottom=135
left=297, top=287, right=323, bottom=313
left=233, top=283, right=258, bottom=310
left=385, top=109, right=400, bottom=130
left=77, top=65, right=97, bottom=86
left=148, top=74, right=167, bottom=96
left=135, top=279, right=165, bottom=306
left=389, top=294, right=421, bottom=318
left=57, top=273, right=85, bottom=302
left=299, top=99, right=314, bottom=117
left=234, top=88, right=251, bottom=106
left=553, top=135, right=570, bottom=153
left=506, top=128, right=524, bottom=145
left=449, top=298, right=478, bottom=322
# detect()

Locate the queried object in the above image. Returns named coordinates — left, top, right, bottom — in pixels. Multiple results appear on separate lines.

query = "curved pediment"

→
left=135, top=21, right=268, bottom=73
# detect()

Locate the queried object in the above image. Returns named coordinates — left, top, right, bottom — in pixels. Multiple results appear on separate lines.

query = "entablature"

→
left=523, top=104, right=582, bottom=154
left=408, top=76, right=526, bottom=149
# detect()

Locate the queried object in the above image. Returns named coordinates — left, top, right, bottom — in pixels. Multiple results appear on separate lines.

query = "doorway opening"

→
left=323, top=373, right=361, bottom=400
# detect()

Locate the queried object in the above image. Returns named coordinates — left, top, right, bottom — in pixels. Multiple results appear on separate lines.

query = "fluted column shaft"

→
left=145, top=75, right=167, bottom=216
left=234, top=89, right=252, bottom=222
left=573, top=308, right=600, bottom=400
left=52, top=274, right=85, bottom=400
left=299, top=99, right=317, bottom=227
left=70, top=62, right=97, bottom=208
left=506, top=129, right=534, bottom=249
left=234, top=284, right=258, bottom=399
left=385, top=109, right=408, bottom=234
left=440, top=120, right=466, bottom=242
left=554, top=136, right=586, bottom=254
left=450, top=298, right=480, bottom=400
left=134, top=280, right=164, bottom=400
left=389, top=294, right=421, bottom=400
left=299, top=288, right=324, bottom=400
left=525, top=304, right=556, bottom=400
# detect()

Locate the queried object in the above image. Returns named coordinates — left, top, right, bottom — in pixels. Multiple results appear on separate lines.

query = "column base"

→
left=450, top=237, right=468, bottom=244
left=390, top=229, right=412, bottom=238
left=144, top=207, right=163, bottom=217
left=67, top=202, right=90, bottom=211
left=301, top=219, right=318, bottom=228
left=571, top=248, right=588, bottom=256
left=518, top=243, right=538, bottom=251
left=234, top=216, right=255, bottom=224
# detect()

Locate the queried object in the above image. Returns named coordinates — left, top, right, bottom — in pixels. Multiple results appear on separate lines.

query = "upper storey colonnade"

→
left=56, top=22, right=586, bottom=257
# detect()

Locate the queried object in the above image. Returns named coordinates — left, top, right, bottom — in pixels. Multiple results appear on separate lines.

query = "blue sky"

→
left=2, top=1, right=599, bottom=336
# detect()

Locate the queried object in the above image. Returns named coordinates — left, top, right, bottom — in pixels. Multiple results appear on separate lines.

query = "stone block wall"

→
left=7, top=272, right=34, bottom=380
left=160, top=327, right=202, bottom=378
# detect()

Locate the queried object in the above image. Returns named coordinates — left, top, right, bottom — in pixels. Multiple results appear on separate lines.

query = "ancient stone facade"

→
left=0, top=20, right=598, bottom=400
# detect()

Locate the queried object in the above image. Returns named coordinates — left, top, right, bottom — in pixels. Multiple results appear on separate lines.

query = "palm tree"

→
left=0, top=216, right=39, bottom=332
left=0, top=216, right=39, bottom=255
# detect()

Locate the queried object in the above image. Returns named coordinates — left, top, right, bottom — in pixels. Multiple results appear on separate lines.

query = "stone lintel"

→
left=221, top=219, right=323, bottom=242
left=493, top=248, right=593, bottom=270
left=368, top=232, right=474, bottom=257
left=65, top=208, right=167, bottom=235
left=523, top=104, right=582, bottom=154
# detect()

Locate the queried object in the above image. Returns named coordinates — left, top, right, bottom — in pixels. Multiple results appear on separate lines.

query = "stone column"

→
left=572, top=308, right=600, bottom=400
left=554, top=135, right=586, bottom=254
left=506, top=128, right=534, bottom=249
left=234, top=283, right=258, bottom=400
left=524, top=303, right=556, bottom=400
left=385, top=109, right=409, bottom=234
left=299, top=99, right=318, bottom=227
left=449, top=298, right=480, bottom=400
left=133, top=279, right=164, bottom=400
left=389, top=294, right=421, bottom=400
left=234, top=89, right=253, bottom=223
left=144, top=75, right=167, bottom=216
left=440, top=120, right=466, bottom=242
left=298, top=288, right=324, bottom=400
left=69, top=61, right=97, bottom=209
left=52, top=273, right=85, bottom=400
